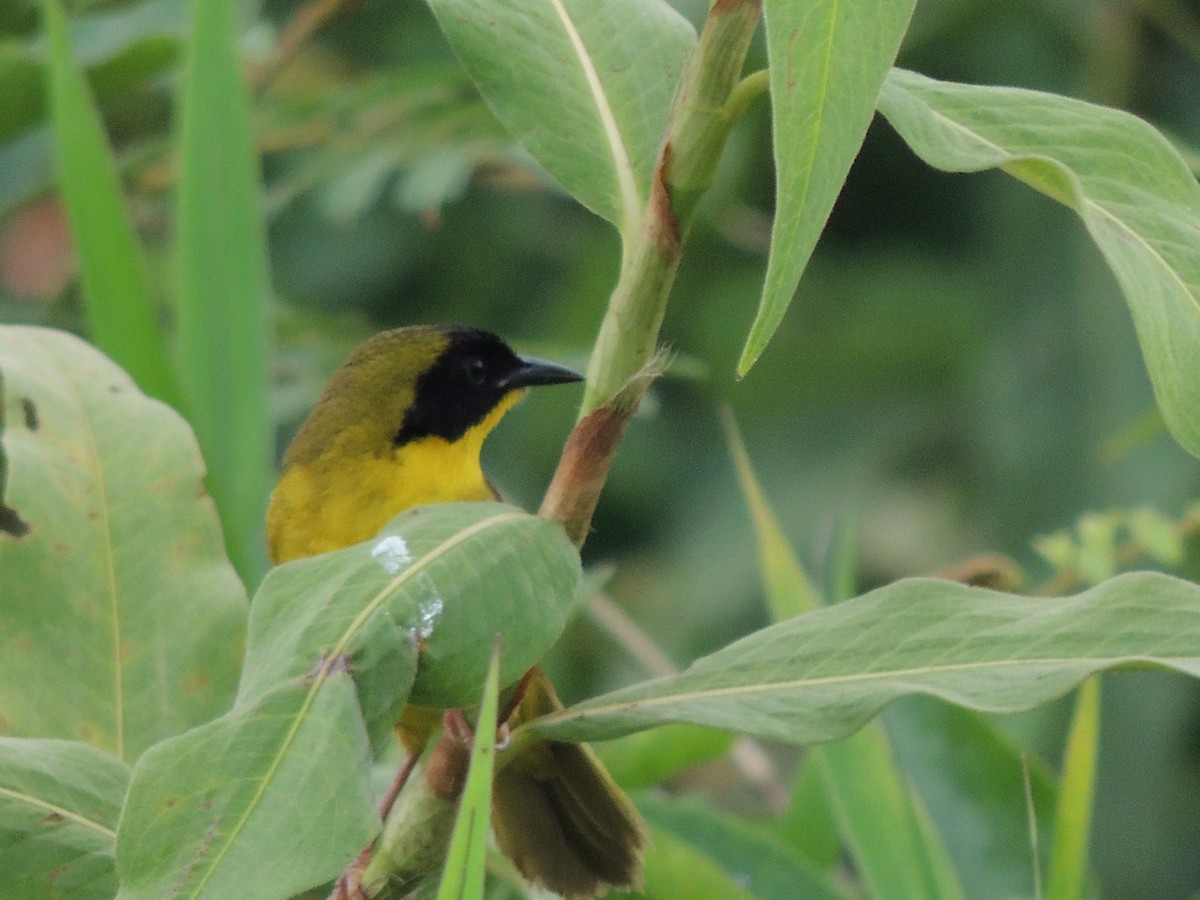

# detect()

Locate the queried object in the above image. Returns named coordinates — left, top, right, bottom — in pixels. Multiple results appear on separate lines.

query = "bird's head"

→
left=282, top=325, right=583, bottom=467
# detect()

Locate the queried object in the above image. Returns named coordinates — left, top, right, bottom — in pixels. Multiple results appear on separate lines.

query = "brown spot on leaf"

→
left=306, top=652, right=352, bottom=682
left=183, top=671, right=211, bottom=694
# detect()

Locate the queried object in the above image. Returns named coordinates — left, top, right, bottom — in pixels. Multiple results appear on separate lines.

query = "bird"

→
left=266, top=324, right=644, bottom=898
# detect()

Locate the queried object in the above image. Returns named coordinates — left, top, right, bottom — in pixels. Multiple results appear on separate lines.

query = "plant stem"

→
left=578, top=0, right=763, bottom=420
left=546, top=0, right=763, bottom=543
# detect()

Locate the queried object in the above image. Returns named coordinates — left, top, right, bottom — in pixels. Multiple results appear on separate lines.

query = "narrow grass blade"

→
left=43, top=0, right=178, bottom=407
left=1045, top=678, right=1100, bottom=900
left=727, top=408, right=963, bottom=897
left=816, top=728, right=964, bottom=900
left=436, top=641, right=502, bottom=900
left=175, top=0, right=273, bottom=583
left=722, top=408, right=821, bottom=618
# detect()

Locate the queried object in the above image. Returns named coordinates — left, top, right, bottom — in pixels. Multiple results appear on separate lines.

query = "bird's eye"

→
left=465, top=356, right=487, bottom=385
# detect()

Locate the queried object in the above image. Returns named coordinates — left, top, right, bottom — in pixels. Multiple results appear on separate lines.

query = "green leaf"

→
left=239, top=503, right=583, bottom=715
left=116, top=671, right=378, bottom=900
left=884, top=699, right=1057, bottom=899
left=1128, top=507, right=1183, bottom=567
left=0, top=738, right=128, bottom=900
left=436, top=642, right=501, bottom=900
left=0, top=44, right=43, bottom=144
left=633, top=824, right=755, bottom=900
left=1045, top=679, right=1100, bottom=900
left=736, top=0, right=918, bottom=376
left=877, top=67, right=1200, bottom=459
left=0, top=326, right=246, bottom=762
left=62, top=0, right=189, bottom=68
left=815, top=728, right=964, bottom=900
left=43, top=0, right=179, bottom=407
left=425, top=0, right=695, bottom=234
left=638, top=794, right=848, bottom=900
left=776, top=759, right=840, bottom=871
left=595, top=724, right=734, bottom=791
left=116, top=502, right=580, bottom=900
left=723, top=408, right=821, bottom=618
left=175, top=0, right=273, bottom=584
left=730, top=407, right=963, bottom=896
left=529, top=573, right=1200, bottom=744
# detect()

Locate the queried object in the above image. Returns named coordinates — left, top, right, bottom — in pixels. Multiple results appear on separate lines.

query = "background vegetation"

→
left=2, top=0, right=1200, bottom=896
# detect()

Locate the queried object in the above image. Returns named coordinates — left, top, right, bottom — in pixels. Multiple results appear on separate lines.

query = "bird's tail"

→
left=491, top=667, right=645, bottom=899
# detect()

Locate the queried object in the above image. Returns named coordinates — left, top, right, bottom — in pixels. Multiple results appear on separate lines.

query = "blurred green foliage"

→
left=3, top=0, right=1200, bottom=895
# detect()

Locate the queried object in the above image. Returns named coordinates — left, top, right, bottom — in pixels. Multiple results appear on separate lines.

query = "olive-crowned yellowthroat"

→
left=266, top=325, right=643, bottom=898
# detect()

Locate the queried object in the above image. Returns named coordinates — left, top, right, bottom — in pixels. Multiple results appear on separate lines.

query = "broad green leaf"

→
left=117, top=503, right=580, bottom=900
left=1046, top=679, right=1100, bottom=900
left=436, top=642, right=501, bottom=900
left=116, top=673, right=377, bottom=900
left=43, top=0, right=178, bottom=407
left=723, top=409, right=820, bottom=618
left=884, top=699, right=1057, bottom=899
left=639, top=794, right=847, bottom=900
left=529, top=573, right=1200, bottom=744
left=877, top=68, right=1200, bottom=459
left=737, top=0, right=918, bottom=376
left=0, top=738, right=128, bottom=900
left=0, top=326, right=246, bottom=762
left=425, top=0, right=695, bottom=234
left=175, top=0, right=273, bottom=584
left=815, top=728, right=964, bottom=900
left=240, top=503, right=582, bottom=715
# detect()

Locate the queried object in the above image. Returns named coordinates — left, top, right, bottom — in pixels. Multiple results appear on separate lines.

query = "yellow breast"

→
left=266, top=395, right=518, bottom=564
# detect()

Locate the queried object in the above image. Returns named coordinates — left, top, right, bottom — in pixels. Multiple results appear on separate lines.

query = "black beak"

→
left=501, top=356, right=585, bottom=390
